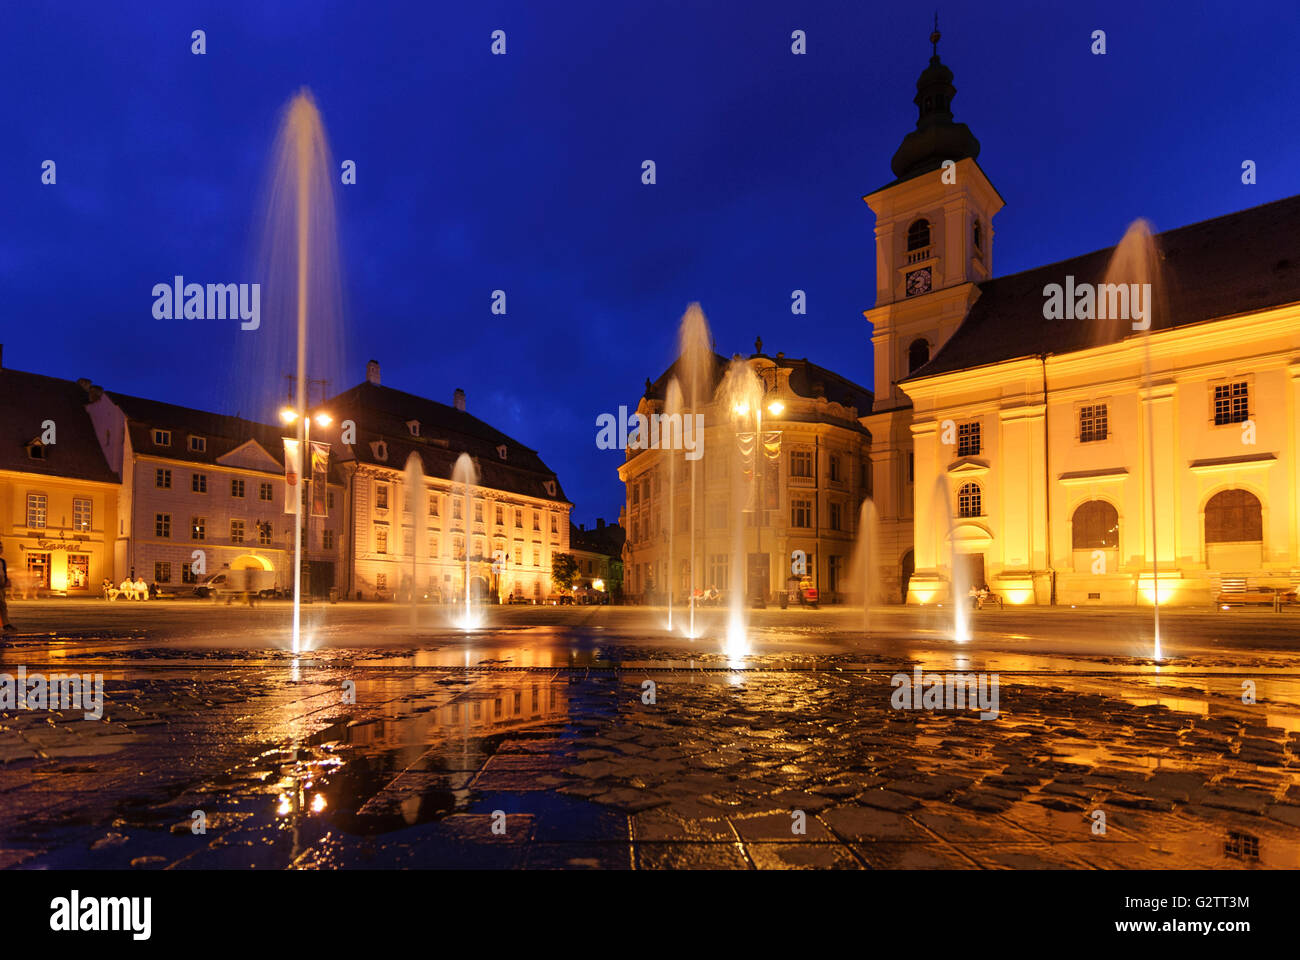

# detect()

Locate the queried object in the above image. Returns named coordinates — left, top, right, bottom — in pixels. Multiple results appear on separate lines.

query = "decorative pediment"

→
left=947, top=457, right=989, bottom=477
left=1058, top=467, right=1128, bottom=485
left=216, top=439, right=281, bottom=473
left=1188, top=453, right=1276, bottom=475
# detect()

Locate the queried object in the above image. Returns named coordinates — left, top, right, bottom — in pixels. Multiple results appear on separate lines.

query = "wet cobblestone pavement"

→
left=2, top=606, right=1299, bottom=869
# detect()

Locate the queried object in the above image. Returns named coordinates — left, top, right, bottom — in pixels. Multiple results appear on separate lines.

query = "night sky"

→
left=4, top=0, right=1297, bottom=523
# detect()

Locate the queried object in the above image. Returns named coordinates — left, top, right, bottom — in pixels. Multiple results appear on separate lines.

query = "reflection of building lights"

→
left=593, top=578, right=605, bottom=591
left=311, top=793, right=327, bottom=813
left=767, top=399, right=784, bottom=416
left=276, top=795, right=292, bottom=816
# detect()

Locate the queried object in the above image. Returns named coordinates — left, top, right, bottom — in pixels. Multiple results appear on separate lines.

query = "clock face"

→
left=906, top=267, right=932, bottom=297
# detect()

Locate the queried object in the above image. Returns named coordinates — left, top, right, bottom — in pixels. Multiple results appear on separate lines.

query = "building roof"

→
left=325, top=381, right=570, bottom=504
left=643, top=351, right=873, bottom=419
left=570, top=520, right=625, bottom=557
left=906, top=193, right=1300, bottom=380
left=0, top=367, right=118, bottom=484
left=108, top=391, right=307, bottom=474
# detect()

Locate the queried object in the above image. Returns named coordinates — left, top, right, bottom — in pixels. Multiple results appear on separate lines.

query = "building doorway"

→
left=957, top=553, right=986, bottom=592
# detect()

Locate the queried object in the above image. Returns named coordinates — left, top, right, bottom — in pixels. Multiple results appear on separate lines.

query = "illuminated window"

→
left=258, top=522, right=272, bottom=545
left=25, top=493, right=47, bottom=528
left=1079, top=404, right=1109, bottom=443
left=957, top=421, right=981, bottom=457
left=376, top=483, right=389, bottom=510
left=191, top=517, right=206, bottom=540
left=790, top=449, right=813, bottom=478
left=1213, top=382, right=1249, bottom=425
left=376, top=526, right=388, bottom=554
left=957, top=482, right=981, bottom=518
left=73, top=498, right=92, bottom=531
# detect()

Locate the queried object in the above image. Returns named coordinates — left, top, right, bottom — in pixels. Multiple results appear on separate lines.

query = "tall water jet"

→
left=1102, top=220, right=1166, bottom=662
left=849, top=498, right=880, bottom=635
left=933, top=477, right=969, bottom=643
left=721, top=357, right=764, bottom=656
left=664, top=378, right=684, bottom=632
left=677, top=304, right=714, bottom=639
left=245, top=90, right=348, bottom=654
left=451, top=453, right=481, bottom=630
left=404, top=452, right=427, bottom=625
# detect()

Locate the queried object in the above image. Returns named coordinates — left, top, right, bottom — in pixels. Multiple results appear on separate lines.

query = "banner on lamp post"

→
left=283, top=438, right=301, bottom=515
left=310, top=441, right=330, bottom=517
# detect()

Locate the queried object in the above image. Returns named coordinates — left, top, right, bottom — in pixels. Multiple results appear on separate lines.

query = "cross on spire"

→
left=930, top=13, right=941, bottom=57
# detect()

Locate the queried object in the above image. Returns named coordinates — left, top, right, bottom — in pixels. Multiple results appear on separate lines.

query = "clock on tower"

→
left=905, top=266, right=932, bottom=297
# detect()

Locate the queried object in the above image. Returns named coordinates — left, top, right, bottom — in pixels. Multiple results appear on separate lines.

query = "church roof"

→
left=905, top=193, right=1300, bottom=380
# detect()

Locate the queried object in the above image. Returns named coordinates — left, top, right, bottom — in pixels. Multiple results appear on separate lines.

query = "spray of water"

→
left=451, top=452, right=482, bottom=630
left=849, top=498, right=879, bottom=635
left=664, top=378, right=683, bottom=633
left=404, top=452, right=426, bottom=625
left=676, top=304, right=714, bottom=640
left=933, top=477, right=970, bottom=643
left=720, top=358, right=764, bottom=656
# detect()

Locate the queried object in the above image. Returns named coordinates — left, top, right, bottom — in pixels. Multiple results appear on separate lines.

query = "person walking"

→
left=0, top=541, right=17, bottom=633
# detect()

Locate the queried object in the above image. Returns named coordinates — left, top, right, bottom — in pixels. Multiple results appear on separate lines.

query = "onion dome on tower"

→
left=889, top=18, right=981, bottom=182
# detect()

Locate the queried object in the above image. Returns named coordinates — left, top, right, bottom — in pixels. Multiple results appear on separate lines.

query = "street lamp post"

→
left=281, top=406, right=332, bottom=652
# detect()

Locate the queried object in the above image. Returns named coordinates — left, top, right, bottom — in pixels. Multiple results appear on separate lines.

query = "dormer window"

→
left=907, top=219, right=931, bottom=252
left=188, top=435, right=206, bottom=453
left=544, top=480, right=557, bottom=497
left=406, top=419, right=421, bottom=437
left=26, top=440, right=46, bottom=460
left=497, top=444, right=508, bottom=461
left=153, top=429, right=172, bottom=446
left=370, top=440, right=389, bottom=462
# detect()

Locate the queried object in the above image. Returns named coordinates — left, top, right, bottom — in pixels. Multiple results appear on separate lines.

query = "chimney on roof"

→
left=88, top=385, right=103, bottom=402
left=76, top=378, right=91, bottom=391
left=597, top=518, right=605, bottom=530
left=453, top=388, right=465, bottom=412
left=366, top=360, right=381, bottom=385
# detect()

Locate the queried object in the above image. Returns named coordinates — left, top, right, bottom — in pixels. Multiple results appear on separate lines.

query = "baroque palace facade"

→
left=622, top=34, right=1300, bottom=607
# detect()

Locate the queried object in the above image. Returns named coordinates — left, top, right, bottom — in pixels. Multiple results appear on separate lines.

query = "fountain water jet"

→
left=721, top=358, right=764, bottom=656
left=1102, top=220, right=1166, bottom=661
left=849, top=498, right=880, bottom=635
left=404, top=452, right=427, bottom=625
left=933, top=477, right=970, bottom=643
left=664, top=378, right=684, bottom=632
left=676, top=304, right=714, bottom=640
left=451, top=453, right=482, bottom=630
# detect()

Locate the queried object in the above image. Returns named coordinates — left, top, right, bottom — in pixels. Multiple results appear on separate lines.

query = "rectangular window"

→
left=532, top=511, right=540, bottom=531
left=153, top=429, right=171, bottom=446
left=790, top=449, right=813, bottom=478
left=376, top=526, right=388, bottom=554
left=72, top=497, right=92, bottom=532
left=231, top=478, right=245, bottom=498
left=327, top=490, right=335, bottom=510
left=828, top=555, right=843, bottom=592
left=322, top=528, right=335, bottom=550
left=453, top=499, right=463, bottom=520
left=791, top=499, right=812, bottom=528
left=829, top=455, right=841, bottom=482
left=191, top=517, right=206, bottom=540
left=708, top=554, right=730, bottom=592
left=154, top=561, right=171, bottom=584
left=514, top=545, right=523, bottom=565
left=155, top=468, right=172, bottom=489
left=67, top=554, right=90, bottom=590
left=1214, top=381, right=1249, bottom=425
left=829, top=502, right=842, bottom=531
left=550, top=514, right=558, bottom=534
left=430, top=494, right=440, bottom=518
left=259, top=482, right=274, bottom=501
left=533, top=548, right=540, bottom=567
left=495, top=504, right=504, bottom=525
left=155, top=513, right=171, bottom=538
left=258, top=521, right=272, bottom=545
left=376, top=573, right=387, bottom=592
left=26, top=493, right=47, bottom=528
left=230, top=519, right=245, bottom=543
left=514, top=508, right=523, bottom=527
left=376, top=483, right=389, bottom=510
left=192, top=473, right=207, bottom=493
left=26, top=553, right=51, bottom=589
left=188, top=436, right=206, bottom=452
left=475, top=501, right=484, bottom=523
left=182, top=563, right=198, bottom=584
left=1079, top=403, right=1109, bottom=443
left=957, top=421, right=981, bottom=457
left=429, top=533, right=439, bottom=556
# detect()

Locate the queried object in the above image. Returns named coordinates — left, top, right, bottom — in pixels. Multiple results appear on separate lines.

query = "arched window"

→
left=957, top=482, right=981, bottom=518
left=1205, top=489, right=1262, bottom=543
left=1072, top=500, right=1119, bottom=549
left=973, top=218, right=982, bottom=251
left=907, top=338, right=930, bottom=374
left=907, top=219, right=931, bottom=252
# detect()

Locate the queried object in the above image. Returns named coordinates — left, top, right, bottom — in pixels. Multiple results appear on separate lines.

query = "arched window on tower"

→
left=1205, top=489, right=1262, bottom=543
left=957, top=482, right=981, bottom=519
left=973, top=218, right=982, bottom=252
left=907, top=338, right=930, bottom=374
left=1072, top=500, right=1119, bottom=549
left=907, top=219, right=931, bottom=252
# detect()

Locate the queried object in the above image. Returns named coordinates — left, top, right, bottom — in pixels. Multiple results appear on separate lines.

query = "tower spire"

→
left=931, top=13, right=940, bottom=57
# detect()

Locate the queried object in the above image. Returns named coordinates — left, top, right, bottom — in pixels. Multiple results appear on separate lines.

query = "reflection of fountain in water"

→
left=849, top=498, right=879, bottom=635
left=677, top=304, right=713, bottom=640
left=720, top=358, right=763, bottom=657
left=451, top=453, right=482, bottom=630
left=1102, top=220, right=1165, bottom=662
left=664, top=378, right=683, bottom=633
left=404, top=452, right=426, bottom=625
left=933, top=477, right=969, bottom=643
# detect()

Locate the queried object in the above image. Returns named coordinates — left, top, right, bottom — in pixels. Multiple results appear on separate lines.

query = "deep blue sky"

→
left=4, top=0, right=1297, bottom=522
